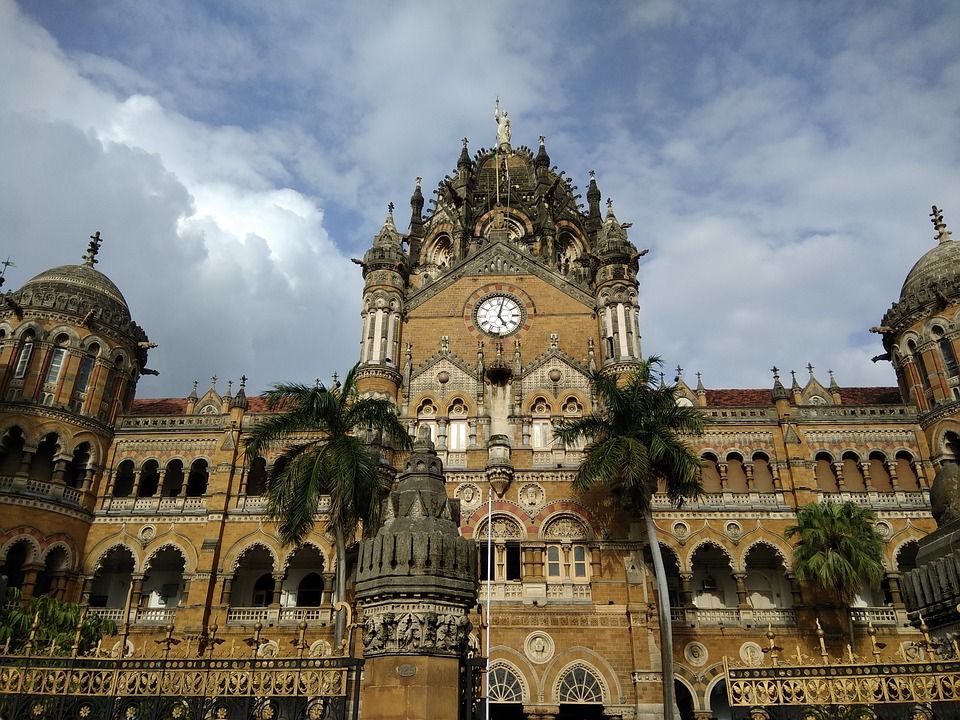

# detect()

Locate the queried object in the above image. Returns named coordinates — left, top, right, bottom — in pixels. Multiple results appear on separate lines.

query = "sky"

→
left=2, top=0, right=960, bottom=399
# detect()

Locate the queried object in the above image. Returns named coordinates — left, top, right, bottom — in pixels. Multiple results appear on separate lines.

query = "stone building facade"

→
left=0, top=118, right=956, bottom=720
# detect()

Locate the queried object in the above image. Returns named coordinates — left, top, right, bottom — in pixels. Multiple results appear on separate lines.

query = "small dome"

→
left=18, top=263, right=132, bottom=324
left=898, top=238, right=960, bottom=307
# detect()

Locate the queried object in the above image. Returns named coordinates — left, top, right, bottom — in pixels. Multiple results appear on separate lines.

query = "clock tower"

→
left=353, top=111, right=649, bottom=719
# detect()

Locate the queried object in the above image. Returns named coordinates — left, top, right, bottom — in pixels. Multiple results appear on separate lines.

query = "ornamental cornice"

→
left=0, top=493, right=92, bottom=521
left=0, top=402, right=115, bottom=436
left=0, top=306, right=145, bottom=346
left=405, top=239, right=595, bottom=311
left=355, top=365, right=403, bottom=385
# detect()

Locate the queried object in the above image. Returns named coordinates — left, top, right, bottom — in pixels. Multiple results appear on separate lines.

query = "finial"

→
left=771, top=366, right=780, bottom=380
left=462, top=137, right=468, bottom=148
left=239, top=375, right=247, bottom=389
left=590, top=170, right=596, bottom=181
left=415, top=176, right=421, bottom=188
left=210, top=374, right=217, bottom=390
left=539, top=134, right=545, bottom=147
left=807, top=363, right=814, bottom=377
left=332, top=371, right=340, bottom=389
left=387, top=202, right=395, bottom=215
left=676, top=365, right=683, bottom=381
left=0, top=257, right=14, bottom=289
left=790, top=369, right=797, bottom=383
left=226, top=380, right=233, bottom=395
left=83, top=231, right=103, bottom=267
left=315, top=378, right=321, bottom=389
left=931, top=206, right=952, bottom=244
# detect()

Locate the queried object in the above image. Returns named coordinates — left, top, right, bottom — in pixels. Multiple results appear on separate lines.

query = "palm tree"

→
left=555, top=357, right=704, bottom=720
left=786, top=501, right=885, bottom=644
left=244, top=364, right=412, bottom=645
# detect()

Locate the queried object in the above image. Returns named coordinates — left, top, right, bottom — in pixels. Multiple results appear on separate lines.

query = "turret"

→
left=593, top=198, right=646, bottom=369
left=354, top=205, right=408, bottom=400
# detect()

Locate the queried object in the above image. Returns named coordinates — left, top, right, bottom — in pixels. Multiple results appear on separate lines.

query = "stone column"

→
left=356, top=428, right=478, bottom=720
left=20, top=563, right=42, bottom=600
left=221, top=575, right=234, bottom=606
left=679, top=572, right=694, bottom=609
left=886, top=572, right=904, bottom=607
left=733, top=572, right=749, bottom=609
left=270, top=573, right=284, bottom=608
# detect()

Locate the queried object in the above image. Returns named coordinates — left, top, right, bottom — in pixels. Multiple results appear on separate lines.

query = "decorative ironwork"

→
left=0, top=612, right=362, bottom=720
left=724, top=621, right=960, bottom=715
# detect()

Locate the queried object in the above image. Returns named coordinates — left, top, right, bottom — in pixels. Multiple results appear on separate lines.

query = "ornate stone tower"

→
left=355, top=428, right=477, bottom=720
left=0, top=232, right=151, bottom=600
left=877, top=206, right=960, bottom=459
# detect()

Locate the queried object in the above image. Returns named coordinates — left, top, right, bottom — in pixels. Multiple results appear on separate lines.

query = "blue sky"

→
left=3, top=0, right=959, bottom=398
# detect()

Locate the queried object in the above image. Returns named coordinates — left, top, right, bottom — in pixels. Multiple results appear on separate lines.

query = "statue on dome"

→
left=494, top=99, right=511, bottom=149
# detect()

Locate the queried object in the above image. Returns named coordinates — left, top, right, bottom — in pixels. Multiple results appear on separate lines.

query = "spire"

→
left=409, top=177, right=424, bottom=237
left=586, top=171, right=602, bottom=234
left=371, top=202, right=403, bottom=250
left=458, top=137, right=471, bottom=173
left=83, top=231, right=103, bottom=267
left=790, top=369, right=801, bottom=391
left=188, top=380, right=198, bottom=402
left=931, top=205, right=953, bottom=245
left=534, top=134, right=550, bottom=171
left=771, top=366, right=790, bottom=402
left=232, top=375, right=249, bottom=410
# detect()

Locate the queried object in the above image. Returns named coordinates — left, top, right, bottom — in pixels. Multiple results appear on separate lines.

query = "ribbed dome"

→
left=18, top=263, right=132, bottom=323
left=899, top=237, right=960, bottom=306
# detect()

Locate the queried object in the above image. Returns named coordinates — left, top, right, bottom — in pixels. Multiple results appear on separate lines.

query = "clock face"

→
left=476, top=294, right=522, bottom=335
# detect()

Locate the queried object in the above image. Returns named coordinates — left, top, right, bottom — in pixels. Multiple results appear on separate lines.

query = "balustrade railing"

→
left=850, top=606, right=897, bottom=625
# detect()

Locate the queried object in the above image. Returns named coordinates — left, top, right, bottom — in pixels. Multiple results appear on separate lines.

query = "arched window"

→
left=814, top=453, right=838, bottom=492
left=253, top=573, right=274, bottom=607
left=63, top=442, right=91, bottom=489
left=842, top=452, right=866, bottom=491
left=700, top=453, right=721, bottom=493
left=162, top=460, right=184, bottom=497
left=246, top=457, right=267, bottom=496
left=725, top=453, right=748, bottom=493
left=186, top=459, right=208, bottom=496
left=138, top=460, right=160, bottom=497
left=296, top=573, right=324, bottom=607
left=113, top=460, right=135, bottom=497
left=895, top=451, right=920, bottom=491
left=868, top=452, right=893, bottom=492
left=489, top=665, right=524, bottom=703
left=43, top=335, right=70, bottom=387
left=31, top=433, right=58, bottom=482
left=12, top=335, right=34, bottom=380
left=557, top=665, right=603, bottom=704
left=0, top=427, right=26, bottom=477
left=751, top=453, right=775, bottom=492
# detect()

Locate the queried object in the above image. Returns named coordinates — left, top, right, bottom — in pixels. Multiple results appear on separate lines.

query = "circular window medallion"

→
left=672, top=521, right=690, bottom=540
left=397, top=663, right=418, bottom=677
left=740, top=641, right=764, bottom=666
left=524, top=632, right=555, bottom=664
left=724, top=521, right=743, bottom=541
left=684, top=641, right=708, bottom=667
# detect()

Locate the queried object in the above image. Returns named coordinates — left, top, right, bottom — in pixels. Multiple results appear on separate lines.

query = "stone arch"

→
left=488, top=659, right=530, bottom=704
left=88, top=542, right=139, bottom=574
left=550, top=659, right=609, bottom=705
left=475, top=513, right=526, bottom=541
left=45, top=325, right=82, bottom=346
left=145, top=542, right=189, bottom=572
left=893, top=538, right=921, bottom=573
left=474, top=207, right=535, bottom=240
left=0, top=424, right=27, bottom=476
left=423, top=232, right=454, bottom=270
left=13, top=322, right=44, bottom=340
left=702, top=666, right=730, bottom=713
left=229, top=541, right=279, bottom=573
left=739, top=538, right=792, bottom=573
left=540, top=513, right=592, bottom=541
left=281, top=541, right=329, bottom=571
left=683, top=537, right=734, bottom=571
left=532, top=500, right=604, bottom=540
left=673, top=673, right=703, bottom=713
left=0, top=534, right=41, bottom=565
left=39, top=541, right=74, bottom=570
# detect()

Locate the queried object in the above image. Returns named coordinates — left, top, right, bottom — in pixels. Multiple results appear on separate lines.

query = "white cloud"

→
left=3, top=0, right=960, bottom=399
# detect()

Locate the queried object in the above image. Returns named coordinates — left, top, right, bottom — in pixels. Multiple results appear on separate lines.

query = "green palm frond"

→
left=555, top=356, right=705, bottom=512
left=786, top=501, right=885, bottom=606
left=244, top=363, right=412, bottom=547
